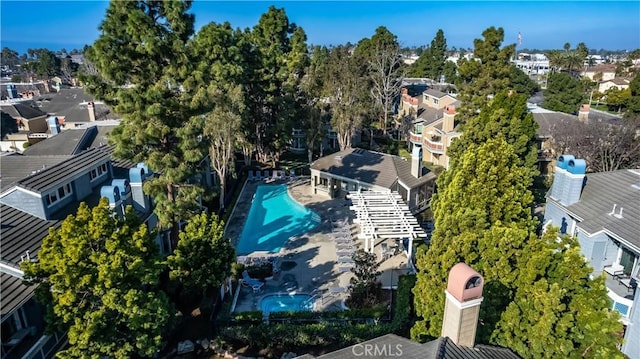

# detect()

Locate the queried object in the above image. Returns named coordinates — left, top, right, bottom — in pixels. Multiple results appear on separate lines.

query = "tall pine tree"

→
left=82, top=1, right=204, bottom=246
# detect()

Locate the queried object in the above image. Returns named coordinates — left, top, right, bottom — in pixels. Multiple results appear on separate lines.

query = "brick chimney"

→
left=578, top=104, right=590, bottom=122
left=88, top=102, right=96, bottom=122
left=441, top=263, right=484, bottom=347
left=443, top=105, right=456, bottom=132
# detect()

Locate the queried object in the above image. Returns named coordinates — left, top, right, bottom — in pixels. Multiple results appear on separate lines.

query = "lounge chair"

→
left=272, top=170, right=281, bottom=180
left=247, top=170, right=255, bottom=181
left=337, top=250, right=354, bottom=257
left=241, top=270, right=264, bottom=292
left=336, top=243, right=355, bottom=250
left=262, top=170, right=271, bottom=182
left=338, top=256, right=354, bottom=264
left=604, top=263, right=625, bottom=277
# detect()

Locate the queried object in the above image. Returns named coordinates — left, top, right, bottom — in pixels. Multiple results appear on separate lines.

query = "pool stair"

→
left=302, top=288, right=323, bottom=309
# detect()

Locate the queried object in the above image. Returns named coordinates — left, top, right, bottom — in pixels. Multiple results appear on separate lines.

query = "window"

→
left=45, top=183, right=73, bottom=207
left=433, top=98, right=439, bottom=105
left=89, top=163, right=108, bottom=182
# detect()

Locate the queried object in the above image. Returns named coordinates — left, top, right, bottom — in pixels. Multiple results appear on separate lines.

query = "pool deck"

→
left=226, top=177, right=413, bottom=313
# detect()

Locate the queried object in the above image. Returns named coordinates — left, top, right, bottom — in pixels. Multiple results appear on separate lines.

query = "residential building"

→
left=310, top=147, right=436, bottom=214
left=543, top=155, right=640, bottom=357
left=598, top=78, right=631, bottom=93
left=0, top=127, right=167, bottom=358
left=0, top=101, right=53, bottom=152
left=36, top=88, right=119, bottom=128
left=402, top=87, right=460, bottom=169
left=582, top=63, right=617, bottom=81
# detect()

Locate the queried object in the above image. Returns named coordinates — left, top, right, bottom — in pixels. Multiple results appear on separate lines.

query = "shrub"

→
left=245, top=262, right=273, bottom=280
left=391, top=274, right=417, bottom=336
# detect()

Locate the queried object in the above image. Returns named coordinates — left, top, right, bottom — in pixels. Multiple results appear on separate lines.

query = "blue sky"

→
left=1, top=1, right=639, bottom=54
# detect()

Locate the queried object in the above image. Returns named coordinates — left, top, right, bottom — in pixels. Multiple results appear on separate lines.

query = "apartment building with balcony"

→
left=401, top=88, right=460, bottom=169
left=543, top=155, right=640, bottom=357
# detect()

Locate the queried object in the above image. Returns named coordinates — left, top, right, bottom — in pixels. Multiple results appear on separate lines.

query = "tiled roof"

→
left=310, top=148, right=434, bottom=191
left=1, top=272, right=35, bottom=320
left=21, top=127, right=97, bottom=156
left=0, top=203, right=62, bottom=266
left=584, top=63, right=617, bottom=73
left=0, top=102, right=47, bottom=120
left=562, top=169, right=640, bottom=250
left=0, top=154, right=72, bottom=192
left=609, top=78, right=631, bottom=85
left=418, top=106, right=444, bottom=126
left=393, top=157, right=436, bottom=188
left=16, top=147, right=110, bottom=192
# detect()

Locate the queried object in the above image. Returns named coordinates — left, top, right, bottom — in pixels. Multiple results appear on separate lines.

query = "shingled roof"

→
left=15, top=147, right=110, bottom=193
left=310, top=148, right=433, bottom=190
left=557, top=169, right=640, bottom=250
left=0, top=101, right=47, bottom=120
left=21, top=127, right=97, bottom=156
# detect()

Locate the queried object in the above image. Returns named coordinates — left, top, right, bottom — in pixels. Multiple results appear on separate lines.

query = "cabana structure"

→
left=348, top=191, right=427, bottom=266
left=310, top=147, right=436, bottom=214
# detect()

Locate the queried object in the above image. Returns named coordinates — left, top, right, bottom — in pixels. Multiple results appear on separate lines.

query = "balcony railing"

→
left=604, top=273, right=636, bottom=322
left=424, top=137, right=445, bottom=154
left=409, top=131, right=422, bottom=144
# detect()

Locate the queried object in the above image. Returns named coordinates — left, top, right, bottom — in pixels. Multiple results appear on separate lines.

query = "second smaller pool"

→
left=260, top=293, right=314, bottom=314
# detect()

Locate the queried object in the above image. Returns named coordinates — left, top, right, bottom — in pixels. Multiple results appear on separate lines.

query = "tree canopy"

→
left=456, top=27, right=537, bottom=125
left=324, top=45, right=368, bottom=150
left=492, top=228, right=624, bottom=358
left=245, top=6, right=309, bottom=163
left=22, top=199, right=172, bottom=358
left=167, top=212, right=235, bottom=294
left=543, top=72, right=585, bottom=113
left=448, top=90, right=539, bottom=170
left=409, top=29, right=448, bottom=81
left=412, top=136, right=537, bottom=342
left=82, top=0, right=205, bottom=245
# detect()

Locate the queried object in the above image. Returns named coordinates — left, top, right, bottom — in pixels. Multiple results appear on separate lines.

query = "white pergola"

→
left=348, top=191, right=427, bottom=265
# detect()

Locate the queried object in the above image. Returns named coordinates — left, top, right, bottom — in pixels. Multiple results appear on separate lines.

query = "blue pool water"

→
left=260, top=293, right=314, bottom=314
left=236, top=184, right=320, bottom=255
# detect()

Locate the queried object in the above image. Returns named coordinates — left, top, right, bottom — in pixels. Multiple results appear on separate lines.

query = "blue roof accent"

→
left=129, top=163, right=151, bottom=183
left=567, top=159, right=586, bottom=175
left=557, top=155, right=575, bottom=170
left=100, top=185, right=120, bottom=203
left=111, top=179, right=130, bottom=196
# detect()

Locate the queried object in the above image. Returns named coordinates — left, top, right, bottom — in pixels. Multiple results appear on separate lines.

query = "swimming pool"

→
left=236, top=184, right=320, bottom=255
left=260, top=293, right=314, bottom=314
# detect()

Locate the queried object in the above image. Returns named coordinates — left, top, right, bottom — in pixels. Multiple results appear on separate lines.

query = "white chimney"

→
left=411, top=145, right=423, bottom=178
